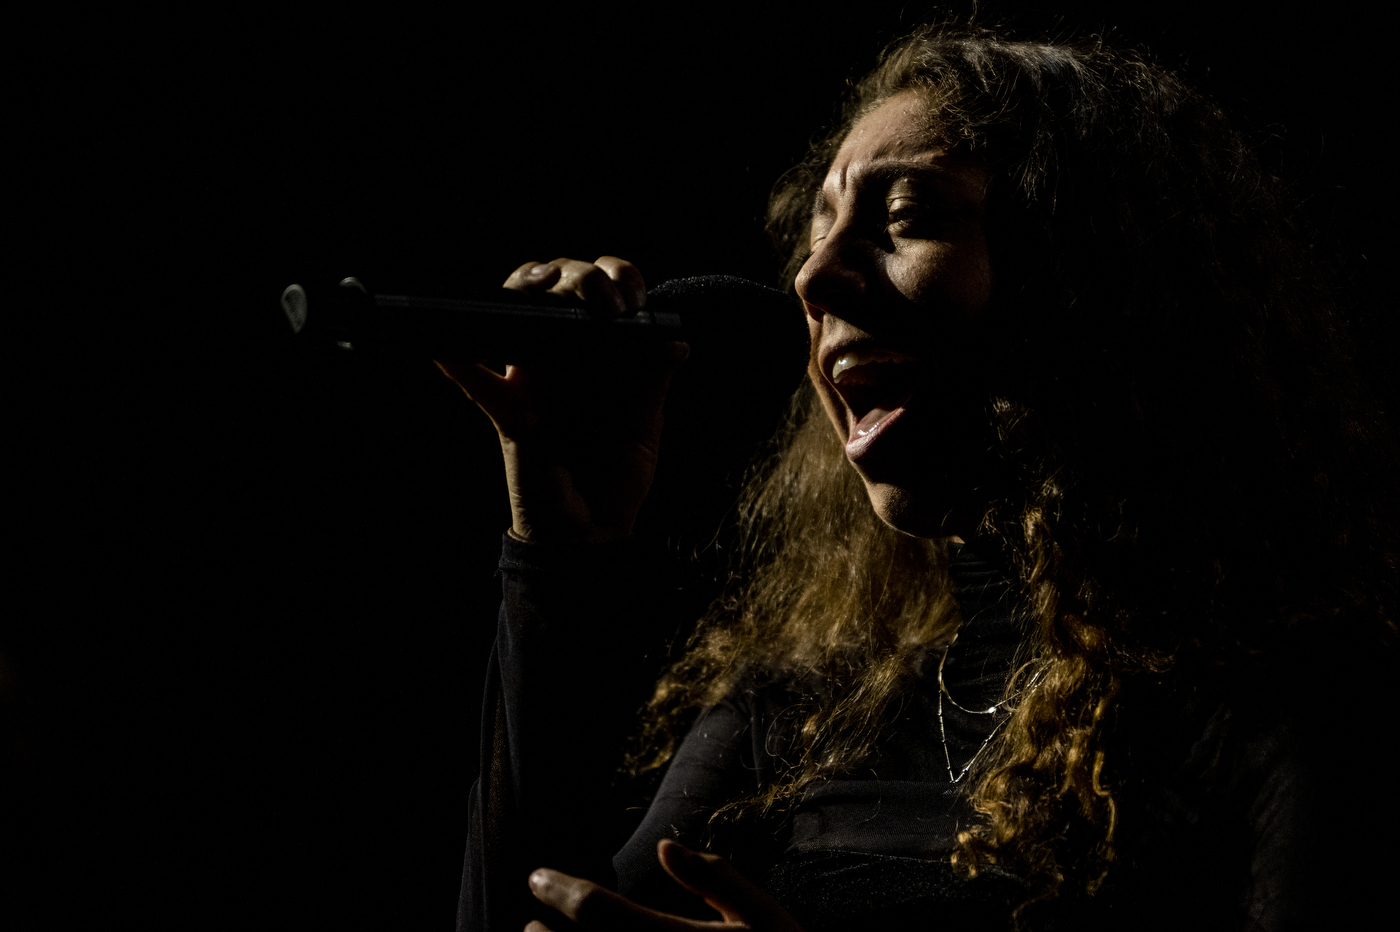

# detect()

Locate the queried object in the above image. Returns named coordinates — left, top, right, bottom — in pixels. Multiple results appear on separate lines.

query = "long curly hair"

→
left=627, top=22, right=1399, bottom=923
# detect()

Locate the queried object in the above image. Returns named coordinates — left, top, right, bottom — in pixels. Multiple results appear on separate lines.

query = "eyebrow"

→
left=810, top=160, right=972, bottom=222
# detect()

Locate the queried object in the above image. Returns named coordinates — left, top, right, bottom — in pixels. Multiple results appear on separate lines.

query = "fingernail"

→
left=528, top=869, right=548, bottom=891
left=526, top=263, right=550, bottom=278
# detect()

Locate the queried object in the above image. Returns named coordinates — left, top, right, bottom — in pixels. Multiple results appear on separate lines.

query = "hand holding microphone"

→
left=439, top=257, right=686, bottom=545
left=281, top=259, right=793, bottom=360
left=505, top=256, right=650, bottom=321
left=281, top=257, right=798, bottom=544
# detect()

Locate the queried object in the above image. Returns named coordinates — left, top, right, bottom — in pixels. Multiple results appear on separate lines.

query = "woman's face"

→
left=796, top=90, right=996, bottom=540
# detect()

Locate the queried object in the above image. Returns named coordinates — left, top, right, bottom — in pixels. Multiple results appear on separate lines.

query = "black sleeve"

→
left=610, top=695, right=778, bottom=918
left=456, top=534, right=677, bottom=932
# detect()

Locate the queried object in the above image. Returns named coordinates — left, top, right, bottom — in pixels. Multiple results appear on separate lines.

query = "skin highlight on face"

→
left=796, top=90, right=995, bottom=541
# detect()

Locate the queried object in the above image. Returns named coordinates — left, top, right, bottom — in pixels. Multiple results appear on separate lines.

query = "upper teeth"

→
left=832, top=351, right=913, bottom=383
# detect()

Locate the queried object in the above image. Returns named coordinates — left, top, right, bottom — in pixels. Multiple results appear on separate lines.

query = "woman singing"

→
left=439, top=22, right=1399, bottom=931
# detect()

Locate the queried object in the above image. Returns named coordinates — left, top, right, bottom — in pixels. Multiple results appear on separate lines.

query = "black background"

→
left=8, top=3, right=1394, bottom=930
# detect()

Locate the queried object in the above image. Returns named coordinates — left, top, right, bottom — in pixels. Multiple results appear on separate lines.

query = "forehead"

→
left=817, top=90, right=985, bottom=211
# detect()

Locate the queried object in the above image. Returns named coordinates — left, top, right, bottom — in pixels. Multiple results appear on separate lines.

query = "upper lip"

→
left=820, top=339, right=920, bottom=387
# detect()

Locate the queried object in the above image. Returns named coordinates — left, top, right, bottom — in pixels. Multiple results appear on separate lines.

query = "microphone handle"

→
left=282, top=278, right=684, bottom=360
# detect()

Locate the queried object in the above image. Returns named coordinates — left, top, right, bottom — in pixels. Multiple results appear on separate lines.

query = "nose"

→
left=795, top=224, right=869, bottom=322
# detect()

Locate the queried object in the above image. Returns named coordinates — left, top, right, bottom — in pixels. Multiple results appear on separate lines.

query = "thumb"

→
left=656, top=840, right=804, bottom=931
left=434, top=359, right=529, bottom=434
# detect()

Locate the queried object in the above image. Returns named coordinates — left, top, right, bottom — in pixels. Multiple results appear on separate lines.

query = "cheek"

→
left=962, top=245, right=993, bottom=310
left=897, top=241, right=992, bottom=318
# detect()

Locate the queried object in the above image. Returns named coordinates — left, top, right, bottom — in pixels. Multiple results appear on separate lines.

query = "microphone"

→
left=280, top=275, right=798, bottom=361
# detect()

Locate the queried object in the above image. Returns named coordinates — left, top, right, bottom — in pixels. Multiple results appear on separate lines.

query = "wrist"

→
left=508, top=519, right=635, bottom=546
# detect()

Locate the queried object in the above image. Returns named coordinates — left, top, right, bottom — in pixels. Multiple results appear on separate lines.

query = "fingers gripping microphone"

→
left=281, top=275, right=799, bottom=361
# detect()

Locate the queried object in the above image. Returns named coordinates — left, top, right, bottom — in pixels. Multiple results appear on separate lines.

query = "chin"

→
left=862, top=480, right=975, bottom=542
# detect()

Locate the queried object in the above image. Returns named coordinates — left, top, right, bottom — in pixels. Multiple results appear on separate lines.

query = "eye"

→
left=886, top=197, right=930, bottom=233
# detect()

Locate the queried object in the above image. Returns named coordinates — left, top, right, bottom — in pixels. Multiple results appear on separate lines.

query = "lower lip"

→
left=845, top=401, right=910, bottom=462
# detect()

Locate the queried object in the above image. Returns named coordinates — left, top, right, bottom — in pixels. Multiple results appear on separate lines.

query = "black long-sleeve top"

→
left=458, top=534, right=1395, bottom=931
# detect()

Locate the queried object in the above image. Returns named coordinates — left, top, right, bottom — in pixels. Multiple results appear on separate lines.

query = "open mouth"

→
left=829, top=350, right=923, bottom=445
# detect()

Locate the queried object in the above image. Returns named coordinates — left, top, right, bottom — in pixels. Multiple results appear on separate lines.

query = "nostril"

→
left=796, top=245, right=866, bottom=317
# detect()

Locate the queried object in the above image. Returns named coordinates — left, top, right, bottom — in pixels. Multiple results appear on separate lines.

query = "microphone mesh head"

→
left=649, top=274, right=789, bottom=303
left=647, top=275, right=797, bottom=330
